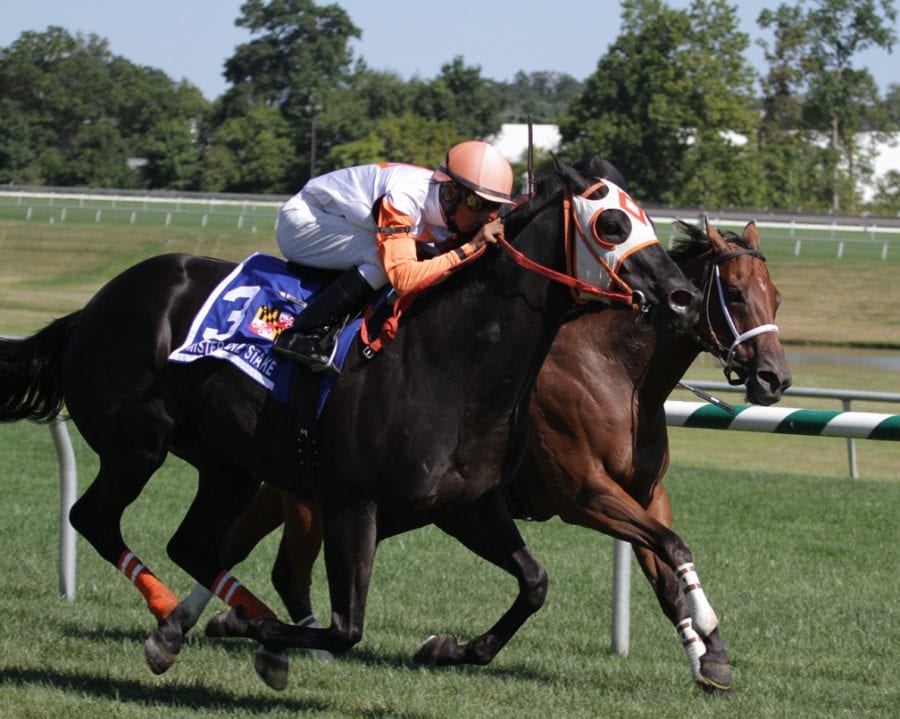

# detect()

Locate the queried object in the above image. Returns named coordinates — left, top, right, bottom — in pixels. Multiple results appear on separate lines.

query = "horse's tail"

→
left=0, top=311, right=80, bottom=423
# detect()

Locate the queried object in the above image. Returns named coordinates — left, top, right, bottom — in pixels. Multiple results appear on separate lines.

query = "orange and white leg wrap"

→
left=212, top=571, right=277, bottom=621
left=117, top=550, right=179, bottom=622
left=676, top=562, right=719, bottom=636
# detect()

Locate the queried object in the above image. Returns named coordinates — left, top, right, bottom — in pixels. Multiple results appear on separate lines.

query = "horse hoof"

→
left=144, top=630, right=177, bottom=675
left=255, top=646, right=289, bottom=691
left=205, top=610, right=232, bottom=638
left=143, top=616, right=184, bottom=675
left=413, top=634, right=461, bottom=666
left=696, top=657, right=734, bottom=694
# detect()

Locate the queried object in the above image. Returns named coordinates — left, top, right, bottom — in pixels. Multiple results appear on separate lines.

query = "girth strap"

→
left=287, top=367, right=323, bottom=497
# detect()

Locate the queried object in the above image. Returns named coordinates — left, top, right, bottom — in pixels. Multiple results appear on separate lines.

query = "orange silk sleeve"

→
left=376, top=198, right=469, bottom=296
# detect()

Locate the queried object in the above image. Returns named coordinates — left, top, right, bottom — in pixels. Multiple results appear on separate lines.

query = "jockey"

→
left=273, top=140, right=515, bottom=369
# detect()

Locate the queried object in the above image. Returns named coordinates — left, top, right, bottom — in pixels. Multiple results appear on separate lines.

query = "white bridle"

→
left=709, top=257, right=779, bottom=380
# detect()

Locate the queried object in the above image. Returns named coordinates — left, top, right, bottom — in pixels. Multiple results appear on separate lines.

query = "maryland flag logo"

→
left=249, top=305, right=295, bottom=340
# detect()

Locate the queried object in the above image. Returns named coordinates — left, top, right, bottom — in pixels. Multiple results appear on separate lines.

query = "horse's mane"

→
left=502, top=170, right=568, bottom=240
left=668, top=219, right=751, bottom=261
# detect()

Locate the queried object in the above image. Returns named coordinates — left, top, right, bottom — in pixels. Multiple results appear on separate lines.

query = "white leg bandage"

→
left=677, top=617, right=706, bottom=679
left=676, top=562, right=719, bottom=636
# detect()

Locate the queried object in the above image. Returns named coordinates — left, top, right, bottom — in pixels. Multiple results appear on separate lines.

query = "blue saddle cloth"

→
left=169, top=252, right=360, bottom=412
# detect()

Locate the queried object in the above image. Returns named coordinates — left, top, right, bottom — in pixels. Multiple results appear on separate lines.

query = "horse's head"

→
left=675, top=218, right=793, bottom=405
left=556, top=159, right=701, bottom=334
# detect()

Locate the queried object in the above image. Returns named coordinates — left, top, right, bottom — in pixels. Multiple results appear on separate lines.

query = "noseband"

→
left=698, top=247, right=779, bottom=385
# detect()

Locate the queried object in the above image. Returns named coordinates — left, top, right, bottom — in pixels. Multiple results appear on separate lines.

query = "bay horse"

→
left=186, top=216, right=790, bottom=693
left=0, top=161, right=702, bottom=678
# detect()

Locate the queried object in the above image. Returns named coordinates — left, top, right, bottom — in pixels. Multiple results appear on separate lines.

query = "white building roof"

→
left=488, top=123, right=562, bottom=163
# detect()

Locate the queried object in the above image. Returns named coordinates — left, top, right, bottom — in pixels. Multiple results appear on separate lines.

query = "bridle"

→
left=496, top=182, right=655, bottom=312
left=694, top=245, right=779, bottom=385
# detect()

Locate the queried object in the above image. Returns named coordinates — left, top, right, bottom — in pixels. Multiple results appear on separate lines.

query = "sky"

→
left=1, top=0, right=898, bottom=102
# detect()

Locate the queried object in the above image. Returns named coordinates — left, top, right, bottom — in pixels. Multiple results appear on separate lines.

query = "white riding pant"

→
left=276, top=192, right=388, bottom=290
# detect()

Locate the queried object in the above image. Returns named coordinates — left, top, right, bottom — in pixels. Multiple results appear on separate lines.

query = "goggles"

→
left=462, top=189, right=501, bottom=214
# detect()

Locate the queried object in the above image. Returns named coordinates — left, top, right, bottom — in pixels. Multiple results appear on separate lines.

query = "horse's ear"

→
left=571, top=156, right=629, bottom=191
left=554, top=155, right=585, bottom=190
left=742, top=220, right=760, bottom=250
left=704, top=215, right=728, bottom=250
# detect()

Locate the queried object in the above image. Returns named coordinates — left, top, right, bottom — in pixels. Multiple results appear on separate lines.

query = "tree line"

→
left=1, top=0, right=898, bottom=215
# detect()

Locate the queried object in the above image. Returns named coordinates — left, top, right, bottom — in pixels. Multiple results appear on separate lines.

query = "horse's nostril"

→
left=670, top=288, right=698, bottom=311
left=758, top=370, right=792, bottom=395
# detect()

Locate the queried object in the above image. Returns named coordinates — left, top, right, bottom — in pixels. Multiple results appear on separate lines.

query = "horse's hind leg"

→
left=633, top=484, right=732, bottom=693
left=205, top=500, right=380, bottom=659
left=414, top=488, right=548, bottom=666
left=176, top=483, right=331, bottom=690
left=152, top=452, right=280, bottom=672
left=69, top=457, right=180, bottom=625
left=174, top=482, right=287, bottom=631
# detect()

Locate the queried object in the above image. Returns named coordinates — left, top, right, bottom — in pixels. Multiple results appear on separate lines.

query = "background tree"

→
left=302, top=65, right=418, bottom=177
left=884, top=83, right=900, bottom=128
left=411, top=56, right=503, bottom=140
left=560, top=0, right=760, bottom=207
left=757, top=4, right=824, bottom=210
left=215, top=0, right=361, bottom=186
left=140, top=118, right=202, bottom=190
left=496, top=71, right=583, bottom=124
left=325, top=114, right=461, bottom=168
left=759, top=0, right=897, bottom=212
left=869, top=168, right=900, bottom=213
left=0, top=26, right=207, bottom=187
left=673, top=0, right=763, bottom=207
left=200, top=105, right=294, bottom=192
left=806, top=0, right=896, bottom=213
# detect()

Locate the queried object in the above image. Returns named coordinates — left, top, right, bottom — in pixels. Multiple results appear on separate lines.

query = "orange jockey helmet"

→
left=433, top=141, right=515, bottom=208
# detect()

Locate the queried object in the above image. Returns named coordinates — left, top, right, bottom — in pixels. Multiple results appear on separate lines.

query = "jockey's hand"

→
left=465, top=218, right=504, bottom=253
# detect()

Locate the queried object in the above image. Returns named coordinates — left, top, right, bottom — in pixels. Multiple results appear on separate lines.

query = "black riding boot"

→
left=274, top=267, right=375, bottom=370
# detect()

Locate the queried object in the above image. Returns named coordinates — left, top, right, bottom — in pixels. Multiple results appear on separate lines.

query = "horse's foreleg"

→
left=634, top=485, right=732, bottom=693
left=566, top=482, right=720, bottom=639
left=252, top=489, right=332, bottom=688
left=272, top=488, right=323, bottom=622
left=415, top=489, right=548, bottom=667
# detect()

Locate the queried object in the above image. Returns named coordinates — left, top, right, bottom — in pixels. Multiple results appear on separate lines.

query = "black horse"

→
left=0, top=161, right=701, bottom=676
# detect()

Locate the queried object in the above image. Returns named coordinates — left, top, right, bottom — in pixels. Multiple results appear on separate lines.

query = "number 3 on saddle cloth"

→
left=169, top=253, right=379, bottom=453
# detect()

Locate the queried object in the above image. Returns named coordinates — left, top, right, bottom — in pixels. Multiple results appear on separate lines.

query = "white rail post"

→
left=49, top=415, right=77, bottom=601
left=843, top=399, right=859, bottom=479
left=610, top=538, right=631, bottom=656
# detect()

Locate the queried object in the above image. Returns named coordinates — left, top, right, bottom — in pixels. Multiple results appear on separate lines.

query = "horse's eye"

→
left=726, top=288, right=744, bottom=304
left=592, top=184, right=610, bottom=200
left=594, top=209, right=632, bottom=245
